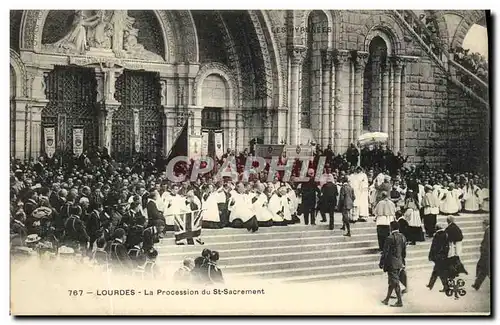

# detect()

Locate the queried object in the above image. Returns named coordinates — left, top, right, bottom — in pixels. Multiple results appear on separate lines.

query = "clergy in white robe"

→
left=462, top=181, right=481, bottom=212
left=201, top=185, right=222, bottom=229
left=280, top=186, right=293, bottom=224
left=286, top=184, right=299, bottom=221
left=439, top=183, right=461, bottom=215
left=374, top=192, right=396, bottom=251
left=422, top=185, right=440, bottom=237
left=403, top=194, right=424, bottom=244
left=479, top=188, right=489, bottom=212
left=250, top=183, right=274, bottom=227
left=228, top=183, right=258, bottom=232
left=350, top=167, right=369, bottom=221
left=268, top=189, right=287, bottom=226
left=164, top=185, right=186, bottom=231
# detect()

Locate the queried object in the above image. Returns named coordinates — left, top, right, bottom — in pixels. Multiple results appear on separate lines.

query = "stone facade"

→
left=10, top=10, right=489, bottom=171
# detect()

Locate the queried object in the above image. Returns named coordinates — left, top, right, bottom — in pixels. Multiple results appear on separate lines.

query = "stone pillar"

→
left=353, top=51, right=369, bottom=141
left=289, top=45, right=307, bottom=145
left=400, top=65, right=407, bottom=155
left=391, top=57, right=404, bottom=154
left=381, top=58, right=390, bottom=134
left=348, top=61, right=355, bottom=144
left=263, top=109, right=274, bottom=144
left=333, top=49, right=351, bottom=153
left=95, top=64, right=124, bottom=154
left=26, top=67, right=49, bottom=159
left=277, top=107, right=288, bottom=144
left=321, top=49, right=332, bottom=147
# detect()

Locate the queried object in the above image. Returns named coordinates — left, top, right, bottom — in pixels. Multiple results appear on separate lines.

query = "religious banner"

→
left=189, top=136, right=202, bottom=160
left=214, top=130, right=224, bottom=159
left=255, top=144, right=285, bottom=159
left=284, top=145, right=314, bottom=159
left=44, top=126, right=56, bottom=158
left=201, top=129, right=209, bottom=156
left=72, top=127, right=84, bottom=156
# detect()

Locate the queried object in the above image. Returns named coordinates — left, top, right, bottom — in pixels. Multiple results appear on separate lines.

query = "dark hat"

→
left=147, top=248, right=158, bottom=259
left=113, top=228, right=126, bottom=239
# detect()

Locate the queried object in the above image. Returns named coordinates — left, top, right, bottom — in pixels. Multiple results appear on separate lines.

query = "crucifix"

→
left=99, top=62, right=124, bottom=103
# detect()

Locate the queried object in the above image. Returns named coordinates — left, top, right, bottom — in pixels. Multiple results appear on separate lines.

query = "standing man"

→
left=299, top=170, right=320, bottom=225
left=472, top=219, right=490, bottom=290
left=380, top=221, right=407, bottom=307
left=374, top=192, right=396, bottom=251
left=338, top=176, right=355, bottom=237
left=321, top=174, right=338, bottom=230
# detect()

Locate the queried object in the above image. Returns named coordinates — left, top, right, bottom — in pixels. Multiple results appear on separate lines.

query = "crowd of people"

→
left=451, top=45, right=489, bottom=83
left=9, top=143, right=490, bottom=288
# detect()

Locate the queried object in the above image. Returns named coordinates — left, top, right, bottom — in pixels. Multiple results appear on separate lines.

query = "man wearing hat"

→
left=63, top=205, right=90, bottom=254
left=427, top=223, right=450, bottom=291
left=338, top=176, right=355, bottom=237
left=108, top=228, right=133, bottom=270
left=380, top=221, right=406, bottom=307
left=472, top=219, right=490, bottom=290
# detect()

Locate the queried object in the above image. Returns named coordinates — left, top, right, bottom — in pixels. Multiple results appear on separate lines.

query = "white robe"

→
left=479, top=188, right=489, bottom=212
left=439, top=189, right=460, bottom=214
left=200, top=192, right=221, bottom=223
left=287, top=190, right=298, bottom=216
left=462, top=185, right=481, bottom=212
left=228, top=192, right=254, bottom=223
left=350, top=173, right=369, bottom=218
left=404, top=208, right=421, bottom=227
left=250, top=192, right=274, bottom=222
left=164, top=194, right=186, bottom=226
left=268, top=193, right=285, bottom=222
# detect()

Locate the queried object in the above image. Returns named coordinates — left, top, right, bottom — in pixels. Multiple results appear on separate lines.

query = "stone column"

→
left=96, top=64, right=124, bottom=155
left=333, top=49, right=351, bottom=153
left=26, top=67, right=49, bottom=159
left=321, top=49, right=333, bottom=147
left=277, top=107, right=288, bottom=144
left=353, top=51, right=369, bottom=141
left=391, top=57, right=404, bottom=154
left=400, top=64, right=407, bottom=155
left=381, top=58, right=390, bottom=134
left=289, top=45, right=307, bottom=145
left=263, top=109, right=274, bottom=144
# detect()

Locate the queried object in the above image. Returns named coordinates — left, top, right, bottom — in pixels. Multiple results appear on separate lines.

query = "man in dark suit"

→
left=321, top=175, right=338, bottom=230
left=472, top=219, right=490, bottom=290
left=338, top=176, right=355, bottom=237
left=299, top=171, right=320, bottom=225
left=108, top=228, right=133, bottom=271
left=427, top=223, right=450, bottom=291
left=380, top=221, right=407, bottom=307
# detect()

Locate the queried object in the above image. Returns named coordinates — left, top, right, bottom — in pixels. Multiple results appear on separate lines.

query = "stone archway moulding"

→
left=193, top=62, right=238, bottom=109
left=10, top=49, right=28, bottom=98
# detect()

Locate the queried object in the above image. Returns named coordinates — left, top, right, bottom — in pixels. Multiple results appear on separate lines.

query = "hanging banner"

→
left=214, top=130, right=224, bottom=160
left=201, top=129, right=209, bottom=156
left=284, top=145, right=314, bottom=160
left=189, top=136, right=202, bottom=160
left=254, top=144, right=285, bottom=159
left=73, top=127, right=84, bottom=157
left=44, top=127, right=56, bottom=158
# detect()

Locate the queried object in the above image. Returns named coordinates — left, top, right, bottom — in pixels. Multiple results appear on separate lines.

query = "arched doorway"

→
left=43, top=65, right=99, bottom=156
left=363, top=36, right=388, bottom=132
left=200, top=73, right=227, bottom=156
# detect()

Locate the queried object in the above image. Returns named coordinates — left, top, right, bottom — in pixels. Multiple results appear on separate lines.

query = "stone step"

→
left=159, top=220, right=483, bottom=245
left=190, top=213, right=486, bottom=236
left=228, top=252, right=480, bottom=280
left=156, top=228, right=482, bottom=252
left=158, top=237, right=482, bottom=265
left=279, top=260, right=478, bottom=284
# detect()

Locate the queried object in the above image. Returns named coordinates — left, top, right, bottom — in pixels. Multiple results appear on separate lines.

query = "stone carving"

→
left=289, top=45, right=307, bottom=66
left=352, top=51, right=370, bottom=71
left=99, top=62, right=124, bottom=104
left=332, top=49, right=350, bottom=66
left=43, top=10, right=163, bottom=61
left=391, top=56, right=405, bottom=71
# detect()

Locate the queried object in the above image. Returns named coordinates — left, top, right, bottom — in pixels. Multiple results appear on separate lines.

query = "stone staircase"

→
left=392, top=10, right=489, bottom=105
left=156, top=213, right=486, bottom=283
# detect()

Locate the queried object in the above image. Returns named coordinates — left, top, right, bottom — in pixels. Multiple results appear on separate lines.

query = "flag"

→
left=214, top=130, right=224, bottom=159
left=167, top=119, right=188, bottom=164
left=173, top=209, right=203, bottom=245
left=73, top=127, right=84, bottom=156
left=201, top=129, right=209, bottom=156
left=44, top=126, right=56, bottom=158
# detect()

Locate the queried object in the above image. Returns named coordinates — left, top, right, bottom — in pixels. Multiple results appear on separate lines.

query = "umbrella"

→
left=357, top=132, right=389, bottom=146
left=32, top=207, right=52, bottom=219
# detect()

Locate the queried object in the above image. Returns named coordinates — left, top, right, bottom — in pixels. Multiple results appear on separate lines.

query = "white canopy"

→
left=357, top=132, right=389, bottom=146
